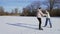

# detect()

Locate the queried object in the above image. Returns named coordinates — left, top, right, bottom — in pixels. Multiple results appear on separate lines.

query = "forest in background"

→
left=0, top=0, right=60, bottom=17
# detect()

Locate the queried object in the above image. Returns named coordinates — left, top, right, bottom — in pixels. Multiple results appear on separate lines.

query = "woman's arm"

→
left=39, top=11, right=46, bottom=16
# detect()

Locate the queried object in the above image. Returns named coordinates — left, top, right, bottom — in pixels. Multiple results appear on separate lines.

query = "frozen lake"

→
left=0, top=16, right=60, bottom=34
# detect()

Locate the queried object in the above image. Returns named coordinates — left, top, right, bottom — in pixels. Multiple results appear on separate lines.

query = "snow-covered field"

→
left=0, top=16, right=60, bottom=34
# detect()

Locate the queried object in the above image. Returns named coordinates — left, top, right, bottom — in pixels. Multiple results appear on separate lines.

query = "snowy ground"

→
left=0, top=16, right=60, bottom=34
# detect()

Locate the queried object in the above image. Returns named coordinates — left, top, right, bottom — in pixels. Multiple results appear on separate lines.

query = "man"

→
left=43, top=10, right=52, bottom=28
left=37, top=8, right=46, bottom=30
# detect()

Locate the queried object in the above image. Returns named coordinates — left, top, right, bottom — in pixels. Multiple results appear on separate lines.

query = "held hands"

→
left=43, top=14, right=47, bottom=17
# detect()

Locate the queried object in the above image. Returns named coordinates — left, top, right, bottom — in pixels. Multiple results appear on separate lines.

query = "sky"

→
left=0, top=0, right=48, bottom=13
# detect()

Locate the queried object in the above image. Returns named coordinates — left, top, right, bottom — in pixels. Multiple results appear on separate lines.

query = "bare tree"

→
left=23, top=1, right=41, bottom=16
left=0, top=6, right=4, bottom=15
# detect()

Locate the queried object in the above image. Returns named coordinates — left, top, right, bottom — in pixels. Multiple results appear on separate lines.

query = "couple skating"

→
left=37, top=8, right=52, bottom=30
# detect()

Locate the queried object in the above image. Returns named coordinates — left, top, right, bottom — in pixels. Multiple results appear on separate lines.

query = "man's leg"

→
left=44, top=18, right=48, bottom=27
left=49, top=19, right=52, bottom=28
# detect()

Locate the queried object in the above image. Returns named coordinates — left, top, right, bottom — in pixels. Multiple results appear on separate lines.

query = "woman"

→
left=37, top=8, right=46, bottom=30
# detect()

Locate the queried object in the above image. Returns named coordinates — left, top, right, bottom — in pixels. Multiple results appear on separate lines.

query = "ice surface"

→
left=0, top=16, right=60, bottom=34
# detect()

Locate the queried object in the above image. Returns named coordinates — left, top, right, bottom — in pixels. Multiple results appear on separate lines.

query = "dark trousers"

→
left=37, top=18, right=41, bottom=29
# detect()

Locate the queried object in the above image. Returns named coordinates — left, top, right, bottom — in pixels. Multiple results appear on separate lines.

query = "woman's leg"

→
left=37, top=18, right=43, bottom=30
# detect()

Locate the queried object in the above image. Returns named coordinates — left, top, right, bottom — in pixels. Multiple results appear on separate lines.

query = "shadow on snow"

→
left=6, top=23, right=39, bottom=30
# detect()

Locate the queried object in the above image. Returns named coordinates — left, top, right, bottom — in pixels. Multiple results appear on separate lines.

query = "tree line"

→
left=0, top=0, right=60, bottom=17
left=0, top=6, right=20, bottom=16
left=21, top=0, right=60, bottom=17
